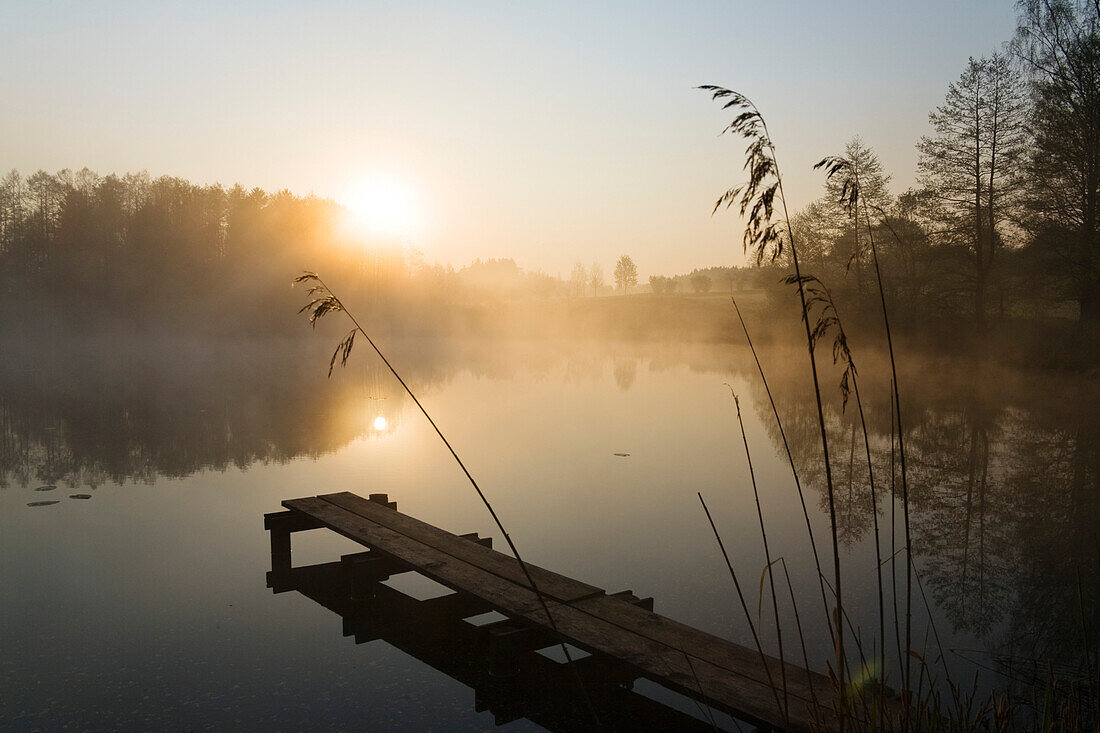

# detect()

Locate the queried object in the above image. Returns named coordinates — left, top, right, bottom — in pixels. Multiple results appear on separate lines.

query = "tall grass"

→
left=728, top=386, right=790, bottom=724
left=791, top=273, right=890, bottom=721
left=817, top=156, right=916, bottom=710
left=700, top=86, right=849, bottom=724
left=698, top=491, right=786, bottom=722
left=732, top=298, right=836, bottom=648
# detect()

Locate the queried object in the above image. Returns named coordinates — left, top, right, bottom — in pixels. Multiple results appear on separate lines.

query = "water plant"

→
left=816, top=154, right=914, bottom=710
left=700, top=84, right=848, bottom=725
left=702, top=90, right=1097, bottom=731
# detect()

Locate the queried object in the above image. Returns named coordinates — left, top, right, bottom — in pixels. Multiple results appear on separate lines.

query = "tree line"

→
left=0, top=168, right=655, bottom=336
left=0, top=163, right=681, bottom=337
left=780, top=2, right=1098, bottom=333
left=1, top=3, right=1094, bottom=341
left=0, top=169, right=370, bottom=334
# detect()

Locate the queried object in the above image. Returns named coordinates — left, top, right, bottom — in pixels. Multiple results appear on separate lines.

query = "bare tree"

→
left=917, top=53, right=1027, bottom=330
left=568, top=260, right=587, bottom=298
left=0, top=170, right=23, bottom=256
left=1016, top=0, right=1100, bottom=326
left=589, top=260, right=604, bottom=296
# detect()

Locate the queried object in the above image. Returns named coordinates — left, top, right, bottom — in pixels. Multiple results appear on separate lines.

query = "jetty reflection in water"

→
left=266, top=548, right=717, bottom=731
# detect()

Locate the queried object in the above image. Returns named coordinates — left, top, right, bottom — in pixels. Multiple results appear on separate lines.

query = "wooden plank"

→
left=368, top=493, right=397, bottom=509
left=569, top=595, right=899, bottom=728
left=315, top=492, right=604, bottom=604
left=458, top=532, right=493, bottom=548
left=570, top=592, right=834, bottom=708
left=281, top=496, right=826, bottom=731
left=264, top=510, right=323, bottom=532
left=512, top=592, right=822, bottom=731
left=283, top=497, right=552, bottom=617
left=609, top=590, right=655, bottom=612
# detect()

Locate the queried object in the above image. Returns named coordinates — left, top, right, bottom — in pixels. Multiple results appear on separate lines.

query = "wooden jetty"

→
left=265, top=491, right=846, bottom=732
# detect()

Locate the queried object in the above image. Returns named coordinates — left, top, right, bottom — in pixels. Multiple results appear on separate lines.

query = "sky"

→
left=1, top=1, right=1019, bottom=277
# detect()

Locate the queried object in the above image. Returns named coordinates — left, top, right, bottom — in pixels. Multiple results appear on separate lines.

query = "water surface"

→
left=2, top=336, right=1096, bottom=730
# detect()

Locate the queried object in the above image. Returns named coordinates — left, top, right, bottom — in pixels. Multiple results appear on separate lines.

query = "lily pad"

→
left=69, top=494, right=92, bottom=500
left=27, top=500, right=60, bottom=507
left=34, top=485, right=57, bottom=492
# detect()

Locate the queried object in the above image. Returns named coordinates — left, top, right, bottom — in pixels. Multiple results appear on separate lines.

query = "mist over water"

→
left=3, top=0, right=1099, bottom=727
left=2, top=331, right=1095, bottom=728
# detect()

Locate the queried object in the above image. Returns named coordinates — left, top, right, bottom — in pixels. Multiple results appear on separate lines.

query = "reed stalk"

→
left=701, top=86, right=847, bottom=724
left=732, top=298, right=836, bottom=645
left=817, top=155, right=916, bottom=720
left=850, top=375, right=887, bottom=720
left=779, top=556, right=821, bottom=711
left=862, top=201, right=914, bottom=706
left=889, top=379, right=903, bottom=680
left=698, top=491, right=786, bottom=722
left=728, top=387, right=789, bottom=725
left=293, top=272, right=602, bottom=729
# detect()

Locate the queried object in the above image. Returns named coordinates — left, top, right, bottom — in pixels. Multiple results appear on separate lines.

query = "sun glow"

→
left=373, top=415, right=388, bottom=432
left=341, top=176, right=420, bottom=239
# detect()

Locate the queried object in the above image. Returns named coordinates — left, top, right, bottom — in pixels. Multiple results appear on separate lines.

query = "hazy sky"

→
left=1, top=1, right=1018, bottom=276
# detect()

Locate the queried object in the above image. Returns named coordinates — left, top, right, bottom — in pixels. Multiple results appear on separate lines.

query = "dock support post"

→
left=264, top=510, right=324, bottom=573
left=270, top=528, right=292, bottom=572
left=488, top=626, right=522, bottom=678
left=369, top=493, right=397, bottom=510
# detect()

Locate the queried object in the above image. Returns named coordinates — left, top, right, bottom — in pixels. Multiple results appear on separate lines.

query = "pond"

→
left=1, top=334, right=1096, bottom=730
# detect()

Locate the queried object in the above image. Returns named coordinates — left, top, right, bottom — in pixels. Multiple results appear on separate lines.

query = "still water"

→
left=1, top=335, right=1096, bottom=730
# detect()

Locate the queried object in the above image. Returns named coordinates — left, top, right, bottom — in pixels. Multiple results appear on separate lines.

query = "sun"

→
left=340, top=176, right=420, bottom=239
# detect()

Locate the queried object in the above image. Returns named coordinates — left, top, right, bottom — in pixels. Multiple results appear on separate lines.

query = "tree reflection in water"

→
left=2, top=337, right=1095, bottom=683
left=749, top=345, right=1098, bottom=675
left=0, top=337, right=415, bottom=489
